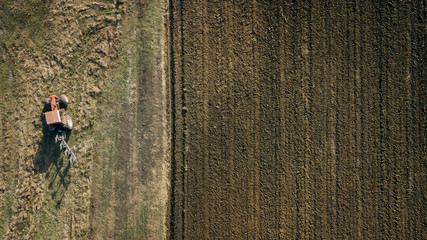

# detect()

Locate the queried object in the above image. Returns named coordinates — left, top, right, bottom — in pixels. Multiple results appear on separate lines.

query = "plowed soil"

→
left=168, top=1, right=426, bottom=239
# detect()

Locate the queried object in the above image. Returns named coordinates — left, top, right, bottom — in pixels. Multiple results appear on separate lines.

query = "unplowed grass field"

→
left=168, top=1, right=426, bottom=239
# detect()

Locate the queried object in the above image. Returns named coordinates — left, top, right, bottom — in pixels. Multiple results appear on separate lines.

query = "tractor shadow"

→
left=34, top=111, right=71, bottom=208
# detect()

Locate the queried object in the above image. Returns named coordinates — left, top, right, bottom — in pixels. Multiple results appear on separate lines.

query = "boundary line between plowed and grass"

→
left=168, top=0, right=177, bottom=238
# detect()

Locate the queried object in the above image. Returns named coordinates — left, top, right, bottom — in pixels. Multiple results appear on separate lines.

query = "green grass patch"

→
left=0, top=62, right=11, bottom=96
left=92, top=1, right=164, bottom=239
left=0, top=0, right=48, bottom=45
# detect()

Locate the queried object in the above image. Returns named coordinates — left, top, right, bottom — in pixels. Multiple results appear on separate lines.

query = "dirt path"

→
left=168, top=1, right=426, bottom=239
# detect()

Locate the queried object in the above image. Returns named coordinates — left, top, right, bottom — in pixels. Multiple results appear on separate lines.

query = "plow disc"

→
left=55, top=133, right=77, bottom=164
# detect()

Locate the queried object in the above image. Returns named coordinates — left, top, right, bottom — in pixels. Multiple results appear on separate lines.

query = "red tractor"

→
left=43, top=94, right=73, bottom=132
left=43, top=94, right=77, bottom=164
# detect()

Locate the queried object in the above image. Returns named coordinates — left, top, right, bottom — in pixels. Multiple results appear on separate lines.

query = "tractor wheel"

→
left=43, top=98, right=51, bottom=111
left=59, top=94, right=68, bottom=104
left=43, top=98, right=50, bottom=105
left=59, top=95, right=69, bottom=109
left=63, top=115, right=73, bottom=130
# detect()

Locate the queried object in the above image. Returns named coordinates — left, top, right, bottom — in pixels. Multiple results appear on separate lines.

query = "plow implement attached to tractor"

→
left=43, top=94, right=77, bottom=164
left=55, top=133, right=77, bottom=164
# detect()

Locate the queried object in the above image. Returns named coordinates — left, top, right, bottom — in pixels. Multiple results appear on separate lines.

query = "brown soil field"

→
left=168, top=1, right=426, bottom=239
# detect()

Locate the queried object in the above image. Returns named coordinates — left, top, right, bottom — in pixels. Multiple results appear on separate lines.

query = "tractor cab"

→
left=43, top=94, right=73, bottom=132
